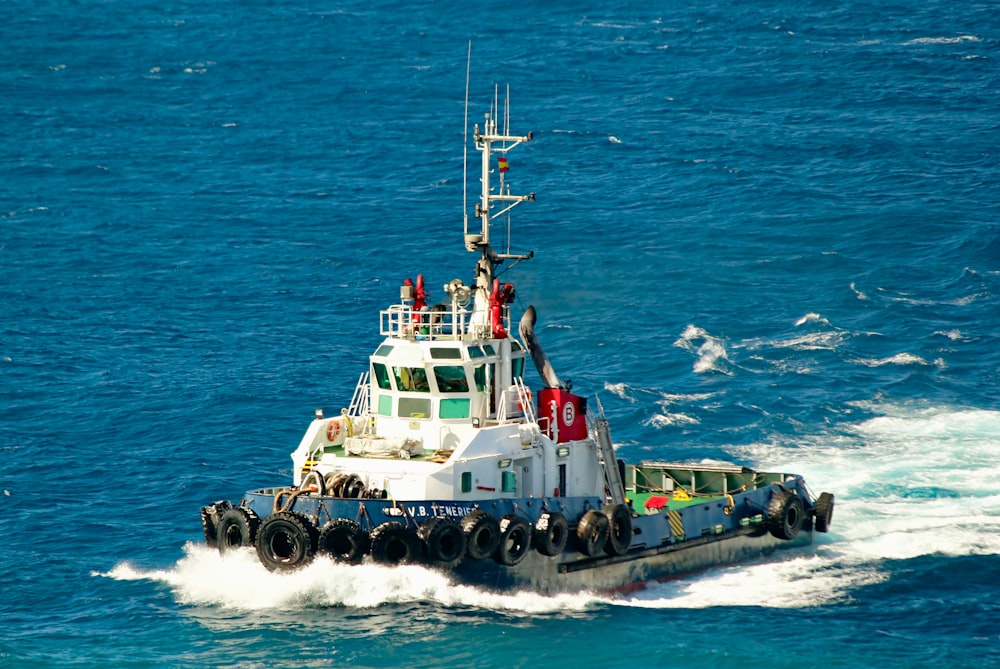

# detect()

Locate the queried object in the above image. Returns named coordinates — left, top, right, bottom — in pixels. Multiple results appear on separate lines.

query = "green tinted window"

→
left=434, top=365, right=469, bottom=393
left=440, top=398, right=470, bottom=419
left=430, top=347, right=463, bottom=360
left=373, top=362, right=392, bottom=389
left=378, top=394, right=392, bottom=416
left=474, top=365, right=486, bottom=392
left=468, top=346, right=484, bottom=359
left=512, top=357, right=524, bottom=380
left=399, top=397, right=432, bottom=419
left=393, top=366, right=429, bottom=392
left=375, top=344, right=394, bottom=357
left=483, top=344, right=496, bottom=356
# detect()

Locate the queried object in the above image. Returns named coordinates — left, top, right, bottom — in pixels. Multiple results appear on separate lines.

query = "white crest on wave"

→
left=903, top=35, right=980, bottom=45
left=644, top=412, right=699, bottom=428
left=673, top=325, right=730, bottom=375
left=850, top=353, right=930, bottom=367
left=794, top=312, right=829, bottom=326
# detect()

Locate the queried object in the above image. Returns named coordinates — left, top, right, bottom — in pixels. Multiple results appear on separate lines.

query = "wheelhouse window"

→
left=393, top=366, right=429, bottom=392
left=399, top=396, right=432, bottom=419
left=433, top=365, right=470, bottom=393
left=440, top=398, right=470, bottom=419
left=430, top=347, right=463, bottom=360
left=372, top=362, right=392, bottom=390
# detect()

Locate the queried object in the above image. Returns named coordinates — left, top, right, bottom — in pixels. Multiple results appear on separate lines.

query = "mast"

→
left=463, top=88, right=535, bottom=292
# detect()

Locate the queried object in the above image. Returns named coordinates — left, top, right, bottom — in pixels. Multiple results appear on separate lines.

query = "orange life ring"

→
left=326, top=419, right=341, bottom=442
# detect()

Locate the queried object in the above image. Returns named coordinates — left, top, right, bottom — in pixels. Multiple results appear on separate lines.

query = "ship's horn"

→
left=519, top=305, right=567, bottom=390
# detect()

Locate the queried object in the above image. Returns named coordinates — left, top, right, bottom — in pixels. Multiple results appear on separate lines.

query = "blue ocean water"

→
left=2, top=0, right=999, bottom=667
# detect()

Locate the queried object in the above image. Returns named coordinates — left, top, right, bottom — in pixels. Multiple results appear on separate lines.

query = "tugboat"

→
left=199, top=87, right=834, bottom=594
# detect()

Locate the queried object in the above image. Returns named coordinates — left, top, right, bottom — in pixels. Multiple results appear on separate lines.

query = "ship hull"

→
left=452, top=526, right=809, bottom=594
left=203, top=477, right=816, bottom=595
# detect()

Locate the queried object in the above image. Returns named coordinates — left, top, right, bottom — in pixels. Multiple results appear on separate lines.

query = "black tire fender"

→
left=602, top=503, right=632, bottom=556
left=370, top=522, right=421, bottom=565
left=216, top=507, right=260, bottom=555
left=318, top=518, right=370, bottom=563
left=495, top=515, right=532, bottom=566
left=343, top=474, right=366, bottom=499
left=255, top=511, right=318, bottom=572
left=576, top=509, right=609, bottom=557
left=329, top=474, right=350, bottom=498
left=418, top=517, right=466, bottom=569
left=813, top=492, right=835, bottom=533
left=534, top=511, right=569, bottom=557
left=767, top=491, right=805, bottom=540
left=461, top=510, right=501, bottom=560
left=200, top=500, right=232, bottom=549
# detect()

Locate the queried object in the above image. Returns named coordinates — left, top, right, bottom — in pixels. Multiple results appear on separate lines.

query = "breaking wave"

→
left=850, top=353, right=932, bottom=367
left=673, top=325, right=731, bottom=375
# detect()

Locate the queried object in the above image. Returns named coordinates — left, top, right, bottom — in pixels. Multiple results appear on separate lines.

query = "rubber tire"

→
left=495, top=515, right=532, bottom=566
left=300, top=470, right=326, bottom=495
left=814, top=492, right=835, bottom=533
left=767, top=492, right=805, bottom=540
left=418, top=517, right=466, bottom=569
left=534, top=511, right=569, bottom=557
left=318, top=518, right=370, bottom=563
left=576, top=509, right=609, bottom=558
left=216, top=507, right=260, bottom=555
left=256, top=512, right=318, bottom=572
left=200, top=500, right=232, bottom=549
left=603, top=503, right=632, bottom=556
left=323, top=472, right=340, bottom=494
left=370, top=522, right=421, bottom=565
left=461, top=510, right=501, bottom=561
left=343, top=474, right=366, bottom=499
left=329, top=474, right=350, bottom=498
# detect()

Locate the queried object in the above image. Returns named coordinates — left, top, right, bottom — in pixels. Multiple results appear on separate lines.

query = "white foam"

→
left=644, top=412, right=699, bottom=428
left=794, top=312, right=829, bottom=326
left=768, top=331, right=846, bottom=351
left=97, top=545, right=605, bottom=613
left=614, top=551, right=886, bottom=609
left=850, top=352, right=929, bottom=367
left=934, top=329, right=964, bottom=341
left=674, top=325, right=731, bottom=374
left=904, top=35, right=980, bottom=45
left=604, top=382, right=635, bottom=402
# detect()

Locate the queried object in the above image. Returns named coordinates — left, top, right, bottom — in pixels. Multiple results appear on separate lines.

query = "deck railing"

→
left=379, top=304, right=508, bottom=341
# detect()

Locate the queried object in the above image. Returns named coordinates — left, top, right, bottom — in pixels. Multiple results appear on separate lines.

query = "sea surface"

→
left=3, top=1, right=999, bottom=667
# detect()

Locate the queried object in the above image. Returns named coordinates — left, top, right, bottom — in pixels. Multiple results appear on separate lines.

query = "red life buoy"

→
left=326, top=419, right=341, bottom=442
